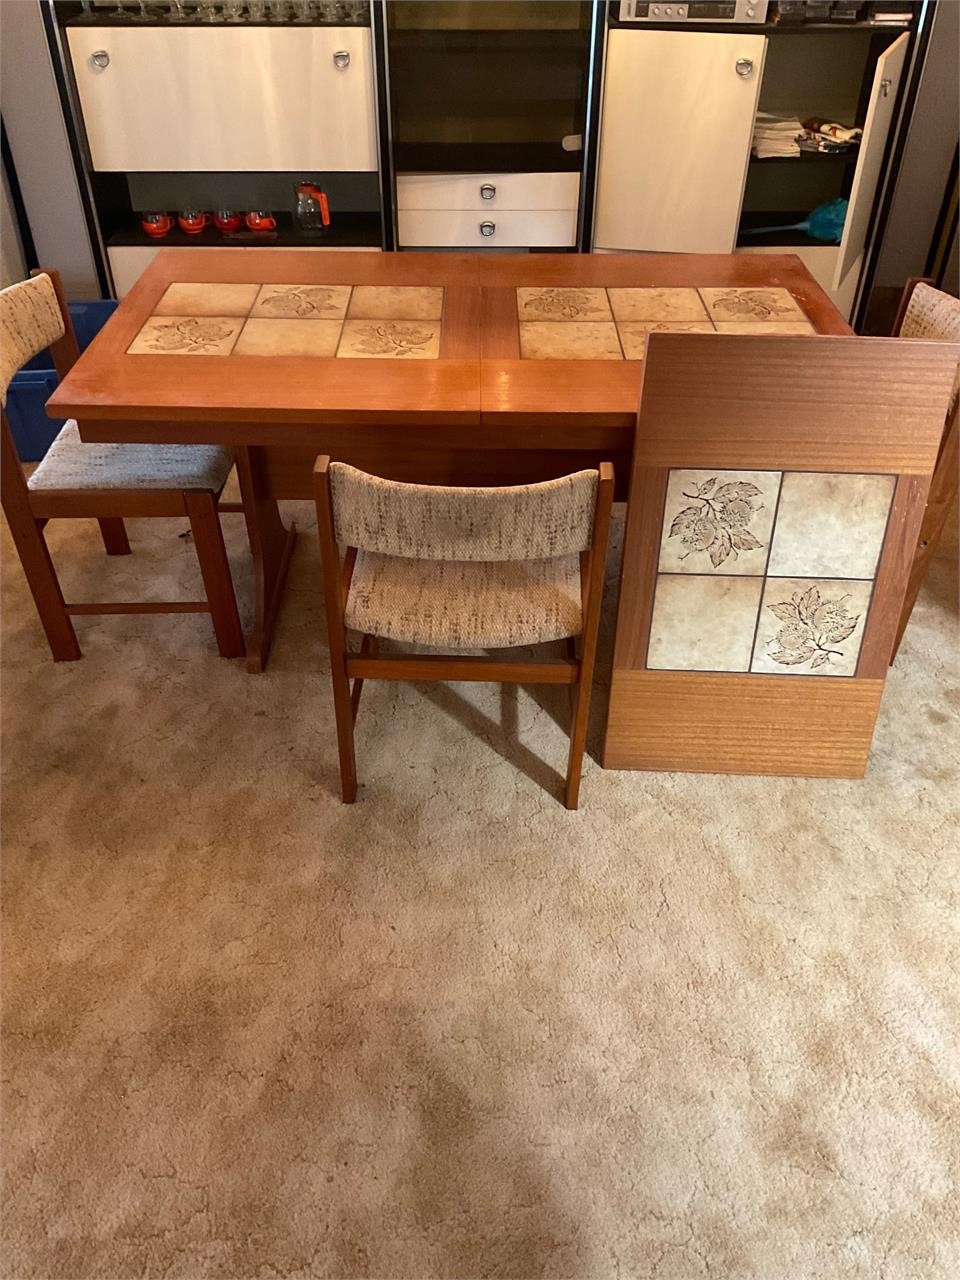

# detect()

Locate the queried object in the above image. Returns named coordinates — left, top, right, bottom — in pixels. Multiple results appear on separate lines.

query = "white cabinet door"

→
left=832, top=32, right=909, bottom=291
left=594, top=29, right=766, bottom=254
left=67, top=27, right=377, bottom=172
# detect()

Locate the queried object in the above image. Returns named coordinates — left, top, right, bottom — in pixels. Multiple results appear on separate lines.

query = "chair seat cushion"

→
left=27, top=421, right=233, bottom=493
left=345, top=550, right=583, bottom=649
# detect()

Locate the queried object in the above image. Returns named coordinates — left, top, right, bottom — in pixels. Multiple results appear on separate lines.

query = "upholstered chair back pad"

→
left=329, top=464, right=599, bottom=562
left=0, top=275, right=65, bottom=405
left=902, top=283, right=960, bottom=406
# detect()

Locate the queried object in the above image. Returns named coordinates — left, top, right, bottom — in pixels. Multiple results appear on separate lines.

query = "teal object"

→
left=743, top=198, right=849, bottom=244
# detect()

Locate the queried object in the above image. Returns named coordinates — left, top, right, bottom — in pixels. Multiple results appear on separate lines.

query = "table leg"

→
left=235, top=445, right=298, bottom=673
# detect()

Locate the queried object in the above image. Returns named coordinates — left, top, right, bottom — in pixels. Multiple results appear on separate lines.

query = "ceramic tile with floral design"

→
left=767, top=472, right=895, bottom=579
left=647, top=575, right=763, bottom=672
left=519, top=322, right=622, bottom=361
left=516, top=287, right=612, bottom=323
left=658, top=469, right=781, bottom=574
left=698, top=287, right=806, bottom=324
left=233, top=318, right=343, bottom=358
left=751, top=577, right=872, bottom=677
left=713, top=320, right=815, bottom=335
left=607, top=287, right=709, bottom=324
left=127, top=316, right=243, bottom=356
left=154, top=283, right=259, bottom=317
left=617, top=321, right=715, bottom=361
left=337, top=320, right=441, bottom=360
left=250, top=284, right=352, bottom=320
left=348, top=285, right=444, bottom=321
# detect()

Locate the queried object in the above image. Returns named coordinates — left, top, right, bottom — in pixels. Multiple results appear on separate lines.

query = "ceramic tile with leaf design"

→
left=127, top=316, right=244, bottom=356
left=337, top=319, right=441, bottom=360
left=519, top=322, right=622, bottom=361
left=698, top=287, right=806, bottom=324
left=607, top=287, right=709, bottom=323
left=516, top=287, right=612, bottom=323
left=752, top=578, right=873, bottom=677
left=768, top=472, right=895, bottom=579
left=647, top=575, right=763, bottom=672
left=658, top=469, right=781, bottom=574
left=250, top=284, right=352, bottom=320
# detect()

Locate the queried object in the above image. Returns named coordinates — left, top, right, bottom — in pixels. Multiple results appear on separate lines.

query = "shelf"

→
left=750, top=150, right=860, bottom=165
left=737, top=210, right=842, bottom=248
left=611, top=20, right=911, bottom=33
left=393, top=143, right=583, bottom=175
left=106, top=210, right=382, bottom=249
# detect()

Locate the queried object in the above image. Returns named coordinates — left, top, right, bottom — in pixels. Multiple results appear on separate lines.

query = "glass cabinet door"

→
left=386, top=0, right=594, bottom=172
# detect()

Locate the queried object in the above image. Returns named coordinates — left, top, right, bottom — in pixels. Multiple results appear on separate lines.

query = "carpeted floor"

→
left=2, top=491, right=958, bottom=1280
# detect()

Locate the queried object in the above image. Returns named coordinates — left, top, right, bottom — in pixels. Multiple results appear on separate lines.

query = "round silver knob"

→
left=333, top=50, right=350, bottom=70
left=479, top=221, right=495, bottom=238
left=480, top=183, right=496, bottom=201
left=735, top=58, right=754, bottom=78
left=91, top=49, right=110, bottom=69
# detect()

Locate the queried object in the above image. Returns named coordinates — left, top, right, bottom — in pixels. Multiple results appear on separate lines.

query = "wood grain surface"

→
left=603, top=671, right=885, bottom=777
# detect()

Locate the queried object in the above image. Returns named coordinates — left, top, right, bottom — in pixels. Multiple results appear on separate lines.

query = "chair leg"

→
left=97, top=517, right=131, bottom=556
left=331, top=654, right=358, bottom=803
left=4, top=513, right=81, bottom=660
left=564, top=676, right=593, bottom=811
left=184, top=491, right=245, bottom=660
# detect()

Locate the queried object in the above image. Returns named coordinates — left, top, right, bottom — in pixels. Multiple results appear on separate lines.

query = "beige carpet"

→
left=2, top=493, right=958, bottom=1280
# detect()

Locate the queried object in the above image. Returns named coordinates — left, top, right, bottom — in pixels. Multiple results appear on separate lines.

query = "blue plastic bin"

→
left=9, top=300, right=118, bottom=461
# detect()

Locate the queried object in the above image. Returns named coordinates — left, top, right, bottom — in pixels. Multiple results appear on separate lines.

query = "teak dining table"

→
left=49, top=247, right=952, bottom=780
left=47, top=249, right=849, bottom=659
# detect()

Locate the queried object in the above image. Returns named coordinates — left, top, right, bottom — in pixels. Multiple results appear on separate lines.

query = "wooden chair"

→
left=890, top=279, right=960, bottom=662
left=314, top=457, right=614, bottom=809
left=1, top=269, right=244, bottom=662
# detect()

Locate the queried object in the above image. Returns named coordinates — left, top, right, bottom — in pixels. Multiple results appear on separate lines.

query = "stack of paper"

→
left=752, top=113, right=802, bottom=159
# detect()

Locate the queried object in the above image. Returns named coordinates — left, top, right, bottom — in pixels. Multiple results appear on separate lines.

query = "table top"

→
left=48, top=249, right=852, bottom=433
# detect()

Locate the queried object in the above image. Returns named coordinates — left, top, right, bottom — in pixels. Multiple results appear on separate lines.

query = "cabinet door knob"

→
left=333, top=50, right=350, bottom=69
left=480, top=221, right=496, bottom=237
left=735, top=58, right=754, bottom=78
left=480, top=183, right=496, bottom=201
left=91, top=49, right=110, bottom=70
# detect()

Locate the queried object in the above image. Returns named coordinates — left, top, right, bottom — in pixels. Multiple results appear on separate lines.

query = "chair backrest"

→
left=0, top=273, right=66, bottom=405
left=328, top=463, right=600, bottom=562
left=899, top=282, right=960, bottom=408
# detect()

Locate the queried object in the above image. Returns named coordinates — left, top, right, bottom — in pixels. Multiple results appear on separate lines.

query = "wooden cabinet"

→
left=594, top=29, right=767, bottom=254
left=67, top=26, right=377, bottom=172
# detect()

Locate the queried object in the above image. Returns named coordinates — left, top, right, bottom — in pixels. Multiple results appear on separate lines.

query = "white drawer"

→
left=398, top=208, right=578, bottom=248
left=397, top=172, right=580, bottom=212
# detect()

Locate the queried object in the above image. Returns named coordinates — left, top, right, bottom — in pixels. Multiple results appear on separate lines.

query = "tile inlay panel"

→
left=645, top=468, right=896, bottom=679
left=127, top=284, right=446, bottom=359
left=514, top=285, right=815, bottom=359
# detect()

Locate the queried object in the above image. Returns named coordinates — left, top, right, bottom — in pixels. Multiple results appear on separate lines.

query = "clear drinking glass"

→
left=133, top=0, right=154, bottom=20
left=77, top=0, right=98, bottom=21
left=222, top=0, right=244, bottom=16
left=198, top=0, right=223, bottom=18
left=246, top=0, right=266, bottom=16
left=167, top=0, right=191, bottom=19
left=291, top=0, right=311, bottom=20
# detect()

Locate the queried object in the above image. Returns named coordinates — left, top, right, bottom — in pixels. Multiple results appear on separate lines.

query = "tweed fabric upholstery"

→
left=345, top=551, right=583, bottom=648
left=0, top=275, right=64, bottom=404
left=901, top=283, right=960, bottom=406
left=28, top=421, right=234, bottom=493
left=330, top=464, right=599, bottom=562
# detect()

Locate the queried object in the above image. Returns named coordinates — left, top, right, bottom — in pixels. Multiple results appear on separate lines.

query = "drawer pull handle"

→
left=333, top=50, right=350, bottom=69
left=480, top=183, right=496, bottom=201
left=735, top=58, right=754, bottom=78
left=91, top=49, right=110, bottom=69
left=479, top=221, right=496, bottom=237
